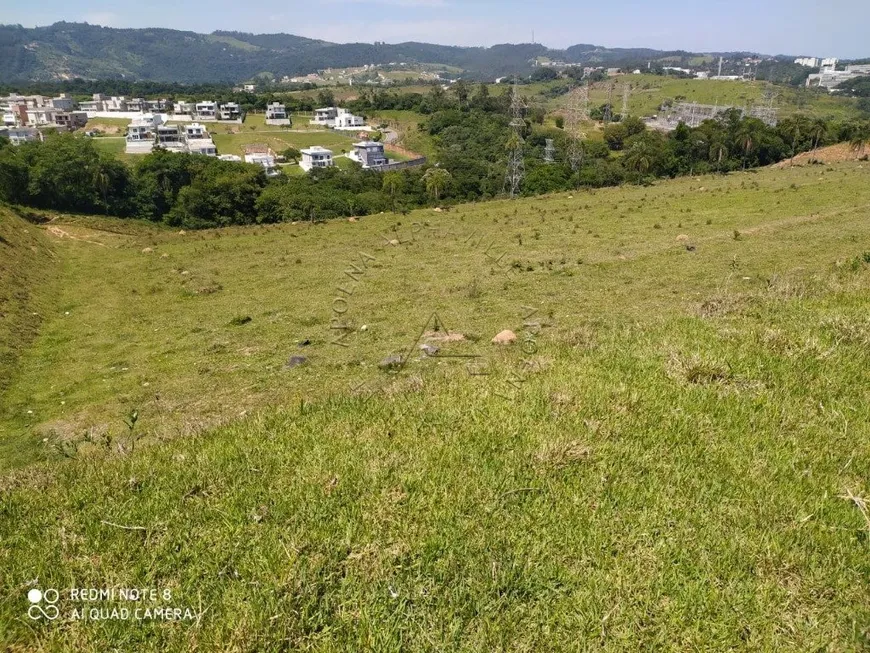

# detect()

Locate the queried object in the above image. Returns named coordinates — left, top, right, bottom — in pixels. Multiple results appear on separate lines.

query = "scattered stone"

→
left=178, top=230, right=186, bottom=235
left=389, top=239, right=400, bottom=246
left=676, top=234, right=690, bottom=242
left=348, top=217, right=358, bottom=223
left=286, top=356, right=307, bottom=369
left=424, top=330, right=465, bottom=343
left=433, top=207, right=443, bottom=212
left=160, top=253, right=169, bottom=259
left=686, top=245, right=696, bottom=252
left=299, top=339, right=312, bottom=347
left=141, top=247, right=153, bottom=254
left=379, top=355, right=404, bottom=370
left=492, top=330, right=517, bottom=345
left=419, top=344, right=440, bottom=356
left=360, top=325, right=369, bottom=332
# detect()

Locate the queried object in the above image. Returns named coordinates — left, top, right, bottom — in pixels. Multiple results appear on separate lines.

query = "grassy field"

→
left=211, top=130, right=358, bottom=157
left=2, top=162, right=870, bottom=650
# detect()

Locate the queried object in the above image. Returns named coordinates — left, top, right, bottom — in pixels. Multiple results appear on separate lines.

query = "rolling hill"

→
left=2, top=21, right=762, bottom=83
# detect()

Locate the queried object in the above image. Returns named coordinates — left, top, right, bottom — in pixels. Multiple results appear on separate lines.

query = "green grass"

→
left=2, top=163, right=870, bottom=650
left=211, top=130, right=358, bottom=158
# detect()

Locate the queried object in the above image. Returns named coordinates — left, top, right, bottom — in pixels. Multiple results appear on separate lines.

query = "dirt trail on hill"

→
left=46, top=225, right=107, bottom=247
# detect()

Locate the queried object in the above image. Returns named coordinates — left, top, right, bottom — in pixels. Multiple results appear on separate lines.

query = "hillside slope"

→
left=0, top=207, right=56, bottom=397
left=1, top=164, right=870, bottom=650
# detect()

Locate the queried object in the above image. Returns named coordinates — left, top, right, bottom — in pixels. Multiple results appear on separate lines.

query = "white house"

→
left=312, top=107, right=338, bottom=125
left=185, top=122, right=210, bottom=140
left=334, top=108, right=365, bottom=129
left=219, top=102, right=241, bottom=121
left=195, top=101, right=217, bottom=119
left=175, top=100, right=194, bottom=116
left=188, top=139, right=218, bottom=156
left=5, top=127, right=43, bottom=146
left=265, top=102, right=291, bottom=125
left=125, top=114, right=163, bottom=154
left=300, top=146, right=334, bottom=171
left=25, top=107, right=57, bottom=127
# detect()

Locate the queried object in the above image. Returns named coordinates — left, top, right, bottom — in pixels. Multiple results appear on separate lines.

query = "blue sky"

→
left=5, top=0, right=869, bottom=58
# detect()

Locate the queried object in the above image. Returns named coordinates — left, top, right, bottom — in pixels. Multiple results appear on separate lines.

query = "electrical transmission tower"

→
left=505, top=81, right=527, bottom=199
left=621, top=83, right=631, bottom=121
left=603, top=83, right=615, bottom=124
left=565, top=82, right=589, bottom=171
left=544, top=139, right=555, bottom=164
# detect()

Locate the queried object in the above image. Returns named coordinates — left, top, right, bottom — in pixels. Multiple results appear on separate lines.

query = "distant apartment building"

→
left=821, top=58, right=839, bottom=71
left=300, top=146, right=334, bottom=171
left=794, top=57, right=820, bottom=68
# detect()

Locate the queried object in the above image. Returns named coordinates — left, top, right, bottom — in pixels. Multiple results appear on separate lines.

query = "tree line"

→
left=1, top=86, right=868, bottom=228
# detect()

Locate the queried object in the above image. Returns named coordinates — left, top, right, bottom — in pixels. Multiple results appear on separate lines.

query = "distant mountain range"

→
left=0, top=22, right=773, bottom=84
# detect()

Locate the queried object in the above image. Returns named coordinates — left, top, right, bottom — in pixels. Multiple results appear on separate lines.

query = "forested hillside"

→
left=1, top=22, right=748, bottom=83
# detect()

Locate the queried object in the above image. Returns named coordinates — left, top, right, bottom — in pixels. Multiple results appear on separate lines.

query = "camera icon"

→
left=27, top=588, right=60, bottom=621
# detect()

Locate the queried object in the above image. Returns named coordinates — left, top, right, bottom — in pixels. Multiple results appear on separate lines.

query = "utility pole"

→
left=505, top=81, right=526, bottom=199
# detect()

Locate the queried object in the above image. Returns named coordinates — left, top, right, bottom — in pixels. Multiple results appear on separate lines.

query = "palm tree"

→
left=423, top=167, right=451, bottom=202
left=736, top=125, right=754, bottom=170
left=809, top=118, right=827, bottom=162
left=382, top=172, right=404, bottom=210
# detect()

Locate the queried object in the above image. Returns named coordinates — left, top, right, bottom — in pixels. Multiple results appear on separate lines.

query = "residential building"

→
left=846, top=64, right=870, bottom=74
left=243, top=84, right=256, bottom=93
left=185, top=123, right=210, bottom=140
left=175, top=100, right=195, bottom=116
left=6, top=127, right=43, bottom=146
left=219, top=102, right=241, bottom=121
left=80, top=94, right=107, bottom=112
left=334, top=108, right=365, bottom=129
left=104, top=96, right=128, bottom=112
left=300, top=146, right=334, bottom=171
left=821, top=58, right=839, bottom=71
left=125, top=114, right=162, bottom=153
left=54, top=111, right=88, bottom=131
left=25, top=107, right=57, bottom=127
left=218, top=154, right=242, bottom=162
left=312, top=107, right=338, bottom=125
left=156, top=124, right=185, bottom=151
left=2, top=112, right=16, bottom=127
left=195, top=101, right=217, bottom=119
left=794, top=57, right=820, bottom=68
left=51, top=94, right=76, bottom=111
left=351, top=140, right=388, bottom=168
left=265, top=102, right=291, bottom=125
left=187, top=139, right=218, bottom=156
left=126, top=98, right=146, bottom=112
